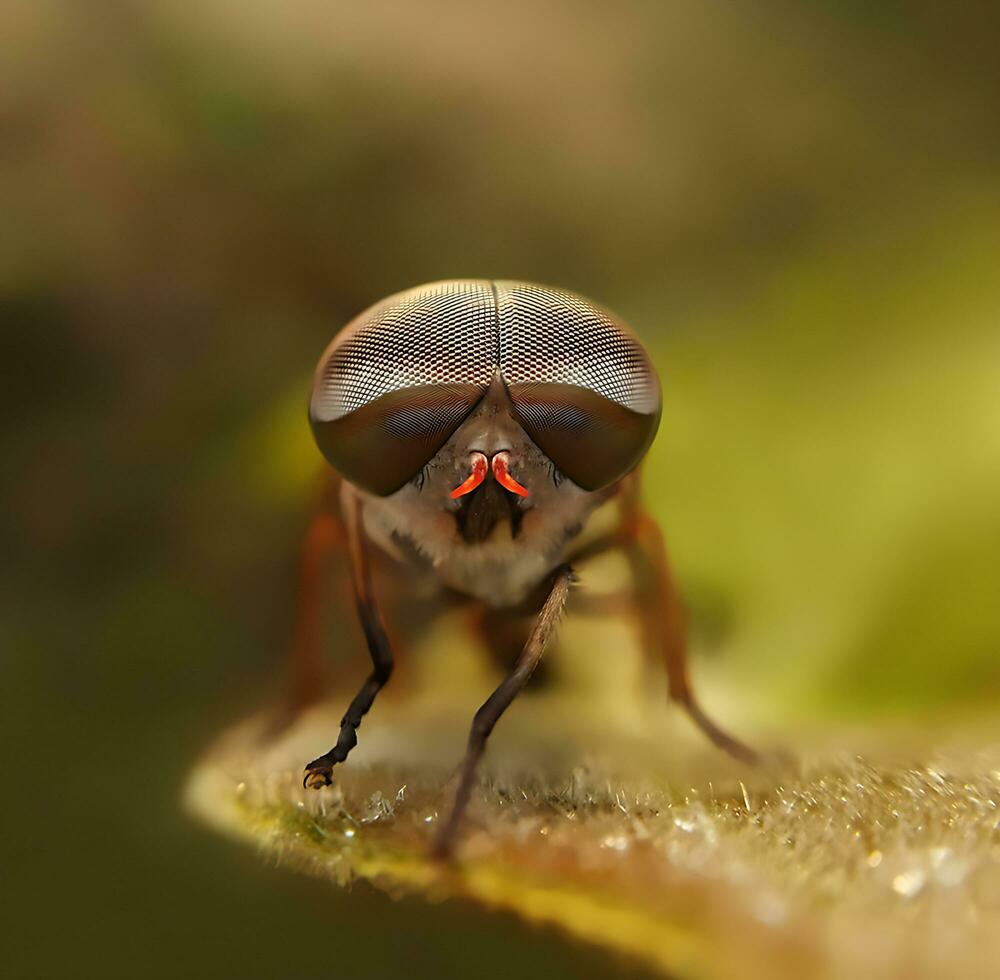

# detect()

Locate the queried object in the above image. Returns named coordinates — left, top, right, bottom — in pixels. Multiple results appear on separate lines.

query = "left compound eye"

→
left=309, top=281, right=495, bottom=495
left=495, top=282, right=661, bottom=491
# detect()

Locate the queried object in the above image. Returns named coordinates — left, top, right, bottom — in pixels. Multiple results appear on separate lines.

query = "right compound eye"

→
left=495, top=282, right=661, bottom=491
left=309, top=281, right=496, bottom=496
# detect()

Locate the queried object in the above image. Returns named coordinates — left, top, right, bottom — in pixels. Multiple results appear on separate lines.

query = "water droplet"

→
left=892, top=869, right=926, bottom=898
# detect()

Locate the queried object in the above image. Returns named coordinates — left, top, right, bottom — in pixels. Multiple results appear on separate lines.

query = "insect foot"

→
left=302, top=756, right=336, bottom=789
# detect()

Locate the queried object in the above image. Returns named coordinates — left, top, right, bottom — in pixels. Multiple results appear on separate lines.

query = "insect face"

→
left=309, top=280, right=662, bottom=501
left=401, top=373, right=571, bottom=546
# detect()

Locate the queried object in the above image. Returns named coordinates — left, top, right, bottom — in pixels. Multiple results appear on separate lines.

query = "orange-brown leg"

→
left=620, top=474, right=758, bottom=764
left=283, top=473, right=344, bottom=715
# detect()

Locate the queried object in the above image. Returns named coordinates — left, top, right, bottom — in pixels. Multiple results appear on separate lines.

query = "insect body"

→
left=297, top=280, right=755, bottom=857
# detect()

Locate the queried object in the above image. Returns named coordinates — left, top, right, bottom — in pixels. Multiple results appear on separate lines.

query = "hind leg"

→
left=619, top=478, right=758, bottom=764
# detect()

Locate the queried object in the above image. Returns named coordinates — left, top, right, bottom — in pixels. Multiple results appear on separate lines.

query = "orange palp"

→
left=449, top=452, right=489, bottom=499
left=492, top=452, right=529, bottom=497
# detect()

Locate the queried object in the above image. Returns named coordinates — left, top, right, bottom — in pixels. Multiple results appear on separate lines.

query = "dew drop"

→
left=892, top=869, right=926, bottom=898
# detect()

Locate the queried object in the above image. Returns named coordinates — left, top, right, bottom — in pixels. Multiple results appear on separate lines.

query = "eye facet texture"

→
left=495, top=282, right=659, bottom=415
left=310, top=281, right=495, bottom=495
left=495, top=281, right=661, bottom=490
left=310, top=280, right=661, bottom=495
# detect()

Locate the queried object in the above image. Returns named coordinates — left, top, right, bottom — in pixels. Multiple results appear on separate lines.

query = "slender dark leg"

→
left=622, top=483, right=758, bottom=765
left=303, top=487, right=394, bottom=789
left=432, top=565, right=575, bottom=860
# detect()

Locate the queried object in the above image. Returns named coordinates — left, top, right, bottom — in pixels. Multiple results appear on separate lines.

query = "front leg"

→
left=432, top=565, right=575, bottom=860
left=303, top=486, right=394, bottom=789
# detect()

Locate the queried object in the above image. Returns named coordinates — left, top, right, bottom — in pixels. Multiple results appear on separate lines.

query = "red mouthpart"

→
left=449, top=453, right=488, bottom=499
left=492, top=452, right=530, bottom=497
left=449, top=452, right=530, bottom=499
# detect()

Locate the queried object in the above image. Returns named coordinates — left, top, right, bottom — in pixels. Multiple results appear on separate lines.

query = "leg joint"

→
left=373, top=658, right=393, bottom=685
left=470, top=706, right=495, bottom=744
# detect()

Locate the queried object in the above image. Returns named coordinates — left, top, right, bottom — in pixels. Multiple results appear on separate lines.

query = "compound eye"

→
left=309, top=282, right=495, bottom=495
left=496, top=282, right=661, bottom=491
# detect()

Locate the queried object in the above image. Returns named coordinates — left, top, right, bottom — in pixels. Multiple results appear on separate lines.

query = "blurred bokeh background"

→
left=4, top=1, right=1000, bottom=977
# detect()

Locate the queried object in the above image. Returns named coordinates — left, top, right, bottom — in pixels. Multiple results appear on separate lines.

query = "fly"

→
left=287, top=279, right=757, bottom=860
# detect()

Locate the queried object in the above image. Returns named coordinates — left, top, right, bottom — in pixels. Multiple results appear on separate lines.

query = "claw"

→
left=303, top=759, right=335, bottom=789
